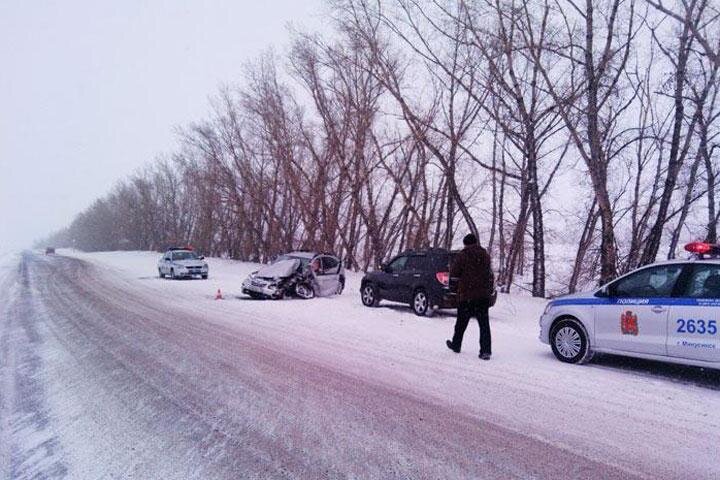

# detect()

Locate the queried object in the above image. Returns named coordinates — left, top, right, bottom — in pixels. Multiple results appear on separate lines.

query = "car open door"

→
left=313, top=255, right=342, bottom=296
left=667, top=263, right=720, bottom=362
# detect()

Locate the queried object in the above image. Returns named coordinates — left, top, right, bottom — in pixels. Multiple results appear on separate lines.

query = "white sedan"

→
left=158, top=247, right=209, bottom=279
left=540, top=242, right=720, bottom=369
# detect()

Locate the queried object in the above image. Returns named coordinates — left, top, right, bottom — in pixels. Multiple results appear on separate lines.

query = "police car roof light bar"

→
left=684, top=241, right=720, bottom=258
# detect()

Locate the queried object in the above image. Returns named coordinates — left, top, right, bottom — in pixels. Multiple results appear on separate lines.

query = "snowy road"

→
left=1, top=251, right=719, bottom=479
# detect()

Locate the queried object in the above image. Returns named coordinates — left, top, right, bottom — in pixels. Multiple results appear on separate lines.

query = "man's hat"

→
left=463, top=233, right=478, bottom=246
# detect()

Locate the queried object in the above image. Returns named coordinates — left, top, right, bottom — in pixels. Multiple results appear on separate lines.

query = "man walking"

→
left=446, top=233, right=494, bottom=360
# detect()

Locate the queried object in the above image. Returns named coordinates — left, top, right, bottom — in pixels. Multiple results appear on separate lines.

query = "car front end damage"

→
left=241, top=275, right=286, bottom=299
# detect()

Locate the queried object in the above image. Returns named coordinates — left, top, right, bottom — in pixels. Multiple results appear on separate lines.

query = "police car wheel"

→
left=550, top=319, right=590, bottom=364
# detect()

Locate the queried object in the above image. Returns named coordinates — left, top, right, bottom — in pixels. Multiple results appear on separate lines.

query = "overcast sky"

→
left=0, top=0, right=324, bottom=250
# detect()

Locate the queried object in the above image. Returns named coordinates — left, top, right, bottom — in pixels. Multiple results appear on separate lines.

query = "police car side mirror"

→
left=596, top=285, right=610, bottom=297
left=198, top=255, right=205, bottom=260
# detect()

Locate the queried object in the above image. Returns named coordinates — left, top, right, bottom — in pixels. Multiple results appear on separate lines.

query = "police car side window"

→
left=683, top=265, right=720, bottom=298
left=612, top=265, right=683, bottom=298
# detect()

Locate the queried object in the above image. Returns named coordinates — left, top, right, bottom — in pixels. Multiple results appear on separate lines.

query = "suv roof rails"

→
left=403, top=247, right=450, bottom=255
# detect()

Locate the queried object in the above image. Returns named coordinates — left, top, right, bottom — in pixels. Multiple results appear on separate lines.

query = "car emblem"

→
left=620, top=310, right=639, bottom=336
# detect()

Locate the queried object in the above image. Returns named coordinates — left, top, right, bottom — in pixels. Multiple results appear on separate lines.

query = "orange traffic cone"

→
left=215, top=289, right=223, bottom=300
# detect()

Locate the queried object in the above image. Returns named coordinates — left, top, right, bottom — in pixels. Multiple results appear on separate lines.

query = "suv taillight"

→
left=436, top=272, right=449, bottom=286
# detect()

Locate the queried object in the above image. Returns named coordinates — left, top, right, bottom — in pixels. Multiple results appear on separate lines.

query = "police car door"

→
left=667, top=263, right=720, bottom=362
left=596, top=264, right=684, bottom=355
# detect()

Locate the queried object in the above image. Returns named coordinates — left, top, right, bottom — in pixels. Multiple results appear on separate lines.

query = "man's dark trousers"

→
left=451, top=299, right=491, bottom=354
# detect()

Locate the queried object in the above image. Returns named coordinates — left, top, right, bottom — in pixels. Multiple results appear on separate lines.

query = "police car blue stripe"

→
left=550, top=297, right=720, bottom=307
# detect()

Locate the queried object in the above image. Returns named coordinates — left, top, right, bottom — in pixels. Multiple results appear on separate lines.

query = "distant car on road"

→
left=242, top=251, right=345, bottom=299
left=45, top=247, right=56, bottom=254
left=360, top=248, right=457, bottom=316
left=158, top=247, right=208, bottom=279
left=540, top=242, right=720, bottom=369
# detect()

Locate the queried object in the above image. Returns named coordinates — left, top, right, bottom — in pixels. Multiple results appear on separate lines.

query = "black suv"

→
left=360, top=248, right=457, bottom=316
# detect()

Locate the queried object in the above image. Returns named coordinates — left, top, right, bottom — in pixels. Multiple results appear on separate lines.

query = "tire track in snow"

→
left=10, top=253, right=644, bottom=479
left=0, top=253, right=68, bottom=479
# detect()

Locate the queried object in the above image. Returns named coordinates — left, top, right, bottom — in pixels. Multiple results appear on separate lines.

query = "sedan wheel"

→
left=412, top=290, right=429, bottom=316
left=295, top=283, right=315, bottom=299
left=550, top=319, right=591, bottom=364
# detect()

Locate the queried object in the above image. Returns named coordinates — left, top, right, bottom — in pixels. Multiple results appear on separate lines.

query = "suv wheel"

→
left=361, top=284, right=380, bottom=307
left=412, top=289, right=429, bottom=316
left=335, top=278, right=345, bottom=295
left=170, top=268, right=175, bottom=280
left=550, top=319, right=592, bottom=364
left=158, top=268, right=164, bottom=279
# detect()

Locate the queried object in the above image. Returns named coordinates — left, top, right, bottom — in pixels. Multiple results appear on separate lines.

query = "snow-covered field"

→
left=54, top=249, right=720, bottom=478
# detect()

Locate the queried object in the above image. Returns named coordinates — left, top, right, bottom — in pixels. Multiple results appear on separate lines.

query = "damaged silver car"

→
left=241, top=251, right=345, bottom=299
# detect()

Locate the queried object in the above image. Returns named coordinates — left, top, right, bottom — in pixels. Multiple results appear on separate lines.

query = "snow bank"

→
left=59, top=249, right=720, bottom=478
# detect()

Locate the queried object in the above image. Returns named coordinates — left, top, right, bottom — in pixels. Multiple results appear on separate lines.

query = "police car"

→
left=540, top=242, right=720, bottom=369
left=157, top=246, right=209, bottom=279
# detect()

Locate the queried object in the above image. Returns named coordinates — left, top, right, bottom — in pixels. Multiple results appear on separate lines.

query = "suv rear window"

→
left=405, top=255, right=427, bottom=271
left=435, top=253, right=453, bottom=271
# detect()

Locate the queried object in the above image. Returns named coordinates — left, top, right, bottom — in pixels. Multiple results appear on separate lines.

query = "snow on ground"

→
left=0, top=251, right=21, bottom=480
left=57, top=249, right=720, bottom=478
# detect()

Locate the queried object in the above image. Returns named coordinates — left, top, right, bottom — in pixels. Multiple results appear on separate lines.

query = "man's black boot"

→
left=446, top=340, right=460, bottom=353
left=479, top=352, right=491, bottom=360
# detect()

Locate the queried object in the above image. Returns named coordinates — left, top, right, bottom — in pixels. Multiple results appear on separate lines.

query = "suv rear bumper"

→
left=431, top=290, right=458, bottom=310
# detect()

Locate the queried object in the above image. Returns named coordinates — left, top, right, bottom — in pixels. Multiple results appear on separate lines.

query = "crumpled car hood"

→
left=256, top=259, right=301, bottom=279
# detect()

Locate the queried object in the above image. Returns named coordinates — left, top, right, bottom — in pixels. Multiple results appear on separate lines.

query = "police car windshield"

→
left=172, top=251, right=198, bottom=260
